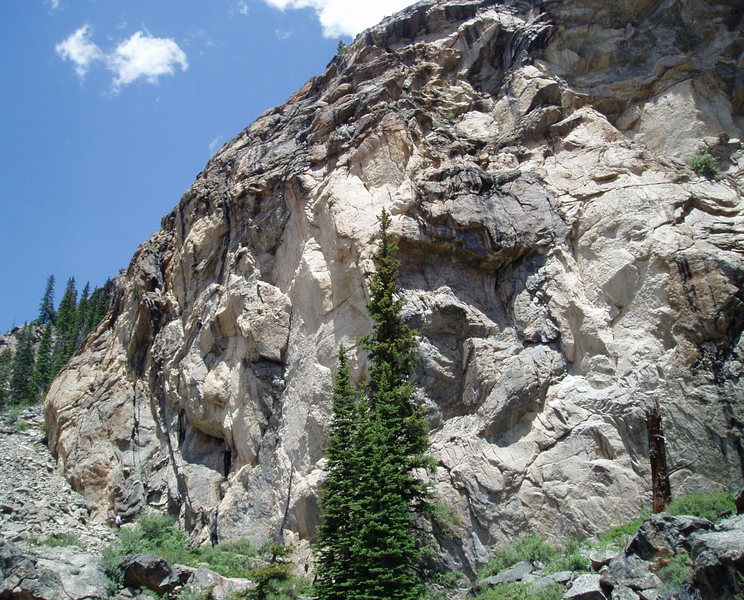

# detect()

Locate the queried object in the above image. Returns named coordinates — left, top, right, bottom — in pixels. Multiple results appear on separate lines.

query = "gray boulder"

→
left=657, top=584, right=702, bottom=600
left=612, top=585, right=640, bottom=600
left=600, top=554, right=662, bottom=591
left=121, top=554, right=181, bottom=595
left=565, top=574, right=609, bottom=600
left=0, top=541, right=109, bottom=599
left=178, top=566, right=256, bottom=600
left=690, top=515, right=744, bottom=600
left=626, top=516, right=714, bottom=562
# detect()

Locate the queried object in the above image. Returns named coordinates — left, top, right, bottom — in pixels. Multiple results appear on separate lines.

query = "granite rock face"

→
left=45, top=0, right=744, bottom=576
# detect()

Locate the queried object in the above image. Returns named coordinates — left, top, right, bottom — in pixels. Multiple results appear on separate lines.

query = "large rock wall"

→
left=45, top=0, right=744, bottom=575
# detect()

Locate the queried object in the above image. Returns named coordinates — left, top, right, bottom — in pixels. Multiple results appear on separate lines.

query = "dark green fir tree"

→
left=53, top=277, right=78, bottom=373
left=316, top=346, right=360, bottom=600
left=32, top=323, right=54, bottom=396
left=0, top=349, right=12, bottom=406
left=316, top=210, right=434, bottom=600
left=9, top=323, right=37, bottom=405
left=36, top=275, right=55, bottom=325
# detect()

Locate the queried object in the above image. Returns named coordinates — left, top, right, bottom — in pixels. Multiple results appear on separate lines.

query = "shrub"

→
left=480, top=537, right=557, bottom=578
left=665, top=491, right=735, bottom=522
left=42, top=532, right=84, bottom=548
left=474, top=582, right=564, bottom=600
left=546, top=539, right=590, bottom=573
left=657, top=551, right=693, bottom=591
left=690, top=152, right=718, bottom=178
left=598, top=517, right=645, bottom=550
left=102, top=513, right=258, bottom=589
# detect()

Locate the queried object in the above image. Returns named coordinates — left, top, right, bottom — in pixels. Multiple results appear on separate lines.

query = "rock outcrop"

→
left=45, top=0, right=744, bottom=576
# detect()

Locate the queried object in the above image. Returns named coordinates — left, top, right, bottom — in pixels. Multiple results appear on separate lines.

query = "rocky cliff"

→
left=44, top=0, right=744, bottom=576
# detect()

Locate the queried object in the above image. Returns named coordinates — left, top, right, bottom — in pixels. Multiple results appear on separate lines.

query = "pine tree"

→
left=9, top=324, right=37, bottom=405
left=0, top=349, right=13, bottom=407
left=32, top=324, right=54, bottom=396
left=316, top=210, right=434, bottom=600
left=316, top=346, right=361, bottom=600
left=36, top=275, right=55, bottom=325
left=53, top=277, right=78, bottom=374
left=74, top=282, right=91, bottom=348
left=86, top=279, right=113, bottom=335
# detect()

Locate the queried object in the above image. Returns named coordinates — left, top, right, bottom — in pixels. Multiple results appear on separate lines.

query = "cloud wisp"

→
left=259, top=0, right=416, bottom=38
left=56, top=26, right=188, bottom=92
left=55, top=25, right=102, bottom=77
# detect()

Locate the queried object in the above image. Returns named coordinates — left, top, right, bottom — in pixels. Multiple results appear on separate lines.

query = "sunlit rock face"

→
left=45, top=0, right=744, bottom=576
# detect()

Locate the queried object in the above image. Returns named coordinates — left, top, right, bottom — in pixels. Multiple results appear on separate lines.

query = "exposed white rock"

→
left=44, top=0, right=744, bottom=577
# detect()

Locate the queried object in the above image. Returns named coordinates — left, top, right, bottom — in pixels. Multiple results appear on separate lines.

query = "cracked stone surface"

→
left=44, top=0, right=744, bottom=576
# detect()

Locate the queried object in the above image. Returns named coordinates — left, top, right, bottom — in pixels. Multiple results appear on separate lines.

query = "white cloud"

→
left=48, top=0, right=60, bottom=10
left=208, top=135, right=225, bottom=154
left=108, top=31, right=189, bottom=90
left=237, top=1, right=250, bottom=15
left=260, top=0, right=416, bottom=37
left=275, top=29, right=293, bottom=40
left=56, top=26, right=188, bottom=92
left=55, top=25, right=103, bottom=77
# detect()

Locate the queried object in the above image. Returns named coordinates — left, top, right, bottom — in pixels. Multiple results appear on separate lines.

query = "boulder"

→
left=626, top=516, right=714, bottom=562
left=590, top=549, right=618, bottom=571
left=690, top=515, right=744, bottom=599
left=657, top=584, right=702, bottom=600
left=179, top=565, right=256, bottom=600
left=0, top=541, right=109, bottom=600
left=565, top=574, right=609, bottom=600
left=612, top=585, right=640, bottom=600
left=531, top=570, right=576, bottom=589
left=489, top=560, right=536, bottom=585
left=121, top=554, right=181, bottom=595
left=600, top=554, right=662, bottom=591
left=735, top=489, right=744, bottom=515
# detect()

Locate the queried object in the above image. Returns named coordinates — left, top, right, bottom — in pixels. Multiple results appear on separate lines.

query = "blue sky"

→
left=0, top=0, right=415, bottom=331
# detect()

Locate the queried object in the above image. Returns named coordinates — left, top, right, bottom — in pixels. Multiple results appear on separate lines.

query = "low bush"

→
left=597, top=517, right=645, bottom=550
left=475, top=582, right=563, bottom=600
left=101, top=514, right=314, bottom=599
left=657, top=551, right=692, bottom=592
left=102, top=513, right=258, bottom=588
left=690, top=152, right=718, bottom=178
left=479, top=535, right=593, bottom=580
left=665, top=491, right=735, bottom=522
left=42, top=532, right=85, bottom=548
left=479, top=537, right=557, bottom=578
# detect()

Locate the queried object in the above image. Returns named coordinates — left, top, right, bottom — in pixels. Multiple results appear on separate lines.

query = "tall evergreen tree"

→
left=316, top=210, right=434, bottom=600
left=9, top=324, right=36, bottom=405
left=32, top=324, right=54, bottom=396
left=316, top=346, right=361, bottom=600
left=0, top=349, right=12, bottom=407
left=53, top=277, right=78, bottom=373
left=36, top=275, right=55, bottom=325
left=55, top=277, right=77, bottom=338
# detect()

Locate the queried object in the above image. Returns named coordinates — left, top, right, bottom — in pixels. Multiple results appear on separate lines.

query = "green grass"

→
left=664, top=492, right=735, bottom=522
left=657, top=551, right=692, bottom=592
left=474, top=582, right=563, bottom=600
left=101, top=513, right=314, bottom=599
left=102, top=513, right=258, bottom=588
left=597, top=517, right=645, bottom=550
left=42, top=532, right=85, bottom=549
left=479, top=536, right=590, bottom=580
left=479, top=537, right=556, bottom=578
